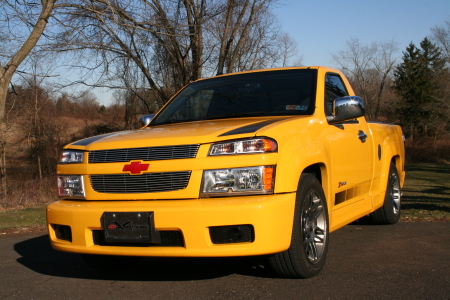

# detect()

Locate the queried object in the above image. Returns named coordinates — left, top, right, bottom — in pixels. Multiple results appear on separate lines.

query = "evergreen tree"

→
left=393, top=38, right=448, bottom=139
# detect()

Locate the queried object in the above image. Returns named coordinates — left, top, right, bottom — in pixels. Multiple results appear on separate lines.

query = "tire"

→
left=269, top=173, right=329, bottom=278
left=370, top=162, right=401, bottom=224
left=81, top=254, right=141, bottom=272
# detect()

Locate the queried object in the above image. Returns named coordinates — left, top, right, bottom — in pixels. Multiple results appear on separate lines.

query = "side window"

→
left=325, top=73, right=348, bottom=115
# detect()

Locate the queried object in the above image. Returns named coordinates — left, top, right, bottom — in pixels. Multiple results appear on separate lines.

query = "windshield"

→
left=151, top=69, right=317, bottom=126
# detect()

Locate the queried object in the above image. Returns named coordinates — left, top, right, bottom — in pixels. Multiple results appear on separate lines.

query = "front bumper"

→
left=47, top=193, right=296, bottom=257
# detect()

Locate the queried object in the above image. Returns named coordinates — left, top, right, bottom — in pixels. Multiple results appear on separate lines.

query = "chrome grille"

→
left=89, top=144, right=200, bottom=163
left=90, top=172, right=191, bottom=193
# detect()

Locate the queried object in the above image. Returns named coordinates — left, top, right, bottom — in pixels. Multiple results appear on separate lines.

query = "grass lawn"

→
left=0, top=163, right=448, bottom=233
left=0, top=207, right=47, bottom=234
left=401, top=163, right=450, bottom=221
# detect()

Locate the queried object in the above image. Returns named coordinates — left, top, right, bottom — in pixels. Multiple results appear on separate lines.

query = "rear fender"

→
left=372, top=138, right=404, bottom=210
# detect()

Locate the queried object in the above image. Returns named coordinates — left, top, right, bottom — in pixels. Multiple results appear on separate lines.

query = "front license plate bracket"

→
left=102, top=211, right=161, bottom=244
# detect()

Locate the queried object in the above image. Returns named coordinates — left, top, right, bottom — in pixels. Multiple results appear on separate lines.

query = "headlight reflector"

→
left=59, top=150, right=84, bottom=164
left=201, top=166, right=275, bottom=197
left=209, top=138, right=277, bottom=156
left=57, top=175, right=85, bottom=198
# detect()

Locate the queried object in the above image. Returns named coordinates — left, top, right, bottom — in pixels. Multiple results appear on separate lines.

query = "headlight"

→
left=209, top=138, right=277, bottom=156
left=57, top=175, right=85, bottom=198
left=59, top=150, right=84, bottom=164
left=201, top=166, right=275, bottom=197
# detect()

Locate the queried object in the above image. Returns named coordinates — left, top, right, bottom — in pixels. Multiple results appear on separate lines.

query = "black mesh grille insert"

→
left=89, top=144, right=200, bottom=163
left=52, top=224, right=72, bottom=242
left=90, top=171, right=191, bottom=193
left=92, top=230, right=184, bottom=247
left=209, top=225, right=254, bottom=244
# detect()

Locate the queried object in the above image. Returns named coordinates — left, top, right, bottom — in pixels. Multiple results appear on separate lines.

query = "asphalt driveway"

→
left=0, top=222, right=448, bottom=299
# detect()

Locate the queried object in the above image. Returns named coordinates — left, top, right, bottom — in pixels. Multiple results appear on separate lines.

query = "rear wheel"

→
left=269, top=173, right=329, bottom=278
left=370, top=162, right=401, bottom=224
left=81, top=254, right=141, bottom=272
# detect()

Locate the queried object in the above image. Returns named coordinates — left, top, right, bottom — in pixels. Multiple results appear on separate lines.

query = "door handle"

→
left=358, top=130, right=367, bottom=143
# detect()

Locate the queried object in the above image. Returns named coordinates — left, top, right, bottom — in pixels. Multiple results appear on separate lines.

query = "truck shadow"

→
left=14, top=235, right=272, bottom=281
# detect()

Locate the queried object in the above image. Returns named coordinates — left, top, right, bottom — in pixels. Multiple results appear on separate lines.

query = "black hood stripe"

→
left=71, top=132, right=117, bottom=146
left=218, top=118, right=288, bottom=137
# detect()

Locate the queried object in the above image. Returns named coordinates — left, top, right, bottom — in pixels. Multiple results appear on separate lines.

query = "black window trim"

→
left=324, top=72, right=350, bottom=117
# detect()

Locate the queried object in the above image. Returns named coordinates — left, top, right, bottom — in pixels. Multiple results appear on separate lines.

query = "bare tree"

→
left=426, top=20, right=450, bottom=139
left=113, top=59, right=160, bottom=129
left=332, top=38, right=398, bottom=121
left=209, top=0, right=301, bottom=74
left=277, top=33, right=303, bottom=67
left=55, top=0, right=216, bottom=108
left=55, top=0, right=293, bottom=111
left=0, top=0, right=57, bottom=125
left=215, top=0, right=270, bottom=74
left=0, top=0, right=57, bottom=200
left=431, top=18, right=450, bottom=64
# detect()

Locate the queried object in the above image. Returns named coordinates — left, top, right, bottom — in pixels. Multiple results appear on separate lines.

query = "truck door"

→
left=324, top=73, right=373, bottom=227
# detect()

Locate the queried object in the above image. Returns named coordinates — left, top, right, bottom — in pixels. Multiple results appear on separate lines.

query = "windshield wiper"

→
left=203, top=111, right=266, bottom=120
left=151, top=118, right=198, bottom=126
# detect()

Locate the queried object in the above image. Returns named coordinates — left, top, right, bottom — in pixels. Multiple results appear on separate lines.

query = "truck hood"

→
left=68, top=116, right=299, bottom=150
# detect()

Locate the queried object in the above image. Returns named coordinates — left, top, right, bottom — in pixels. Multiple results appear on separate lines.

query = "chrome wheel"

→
left=269, top=173, right=329, bottom=278
left=370, top=162, right=401, bottom=224
left=388, top=168, right=401, bottom=215
left=302, top=190, right=327, bottom=264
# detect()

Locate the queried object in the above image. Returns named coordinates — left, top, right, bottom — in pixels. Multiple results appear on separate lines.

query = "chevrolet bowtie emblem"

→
left=122, top=161, right=150, bottom=175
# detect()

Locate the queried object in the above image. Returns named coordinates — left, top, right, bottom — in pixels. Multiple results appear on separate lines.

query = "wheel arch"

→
left=379, top=126, right=406, bottom=188
left=372, top=153, right=402, bottom=211
left=369, top=156, right=402, bottom=224
left=380, top=141, right=405, bottom=190
left=391, top=154, right=405, bottom=188
left=288, top=162, right=328, bottom=189
left=298, top=163, right=331, bottom=213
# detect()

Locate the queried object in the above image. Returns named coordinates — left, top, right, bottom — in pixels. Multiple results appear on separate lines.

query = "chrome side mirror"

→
left=327, top=96, right=365, bottom=124
left=138, top=114, right=155, bottom=128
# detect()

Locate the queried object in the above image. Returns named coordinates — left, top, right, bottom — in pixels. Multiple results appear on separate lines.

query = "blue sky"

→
left=273, top=0, right=450, bottom=67
left=49, top=0, right=450, bottom=106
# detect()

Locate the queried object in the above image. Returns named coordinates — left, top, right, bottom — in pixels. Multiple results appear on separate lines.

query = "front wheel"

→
left=269, top=173, right=329, bottom=278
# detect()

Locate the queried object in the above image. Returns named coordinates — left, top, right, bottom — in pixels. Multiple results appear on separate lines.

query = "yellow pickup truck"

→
left=47, top=66, right=405, bottom=278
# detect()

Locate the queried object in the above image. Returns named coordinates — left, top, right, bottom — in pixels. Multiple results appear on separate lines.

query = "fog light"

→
left=51, top=224, right=72, bottom=242
left=209, top=225, right=255, bottom=244
left=57, top=175, right=85, bottom=198
left=227, top=227, right=244, bottom=242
